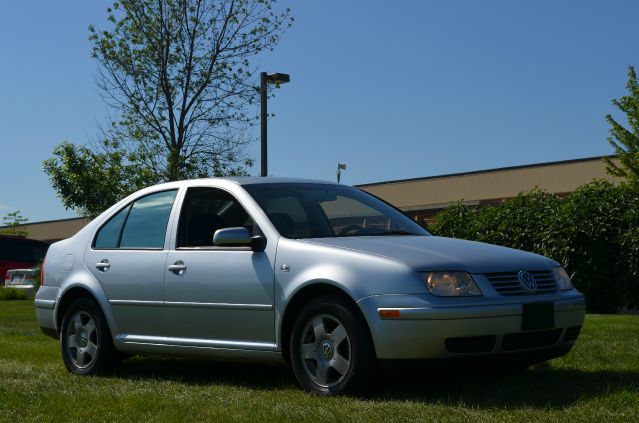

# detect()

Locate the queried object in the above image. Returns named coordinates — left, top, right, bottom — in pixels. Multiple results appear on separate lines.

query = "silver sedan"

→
left=35, top=177, right=585, bottom=395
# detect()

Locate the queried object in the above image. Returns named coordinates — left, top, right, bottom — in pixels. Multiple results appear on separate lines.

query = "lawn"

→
left=0, top=300, right=637, bottom=422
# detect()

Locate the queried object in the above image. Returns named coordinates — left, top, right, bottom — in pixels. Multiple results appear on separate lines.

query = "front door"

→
left=164, top=186, right=275, bottom=349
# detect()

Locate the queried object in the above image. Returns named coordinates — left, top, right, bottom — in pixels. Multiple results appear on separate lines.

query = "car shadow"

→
left=374, top=365, right=639, bottom=409
left=116, top=357, right=638, bottom=409
left=117, top=357, right=297, bottom=390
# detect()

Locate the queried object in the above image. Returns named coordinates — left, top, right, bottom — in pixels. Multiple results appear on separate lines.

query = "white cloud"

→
left=0, top=204, right=10, bottom=210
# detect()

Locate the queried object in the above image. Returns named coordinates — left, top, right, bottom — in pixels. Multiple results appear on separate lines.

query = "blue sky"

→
left=0, top=0, right=637, bottom=222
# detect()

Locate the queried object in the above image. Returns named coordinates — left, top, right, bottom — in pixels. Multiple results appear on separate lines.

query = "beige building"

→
left=3, top=155, right=618, bottom=243
left=358, top=155, right=619, bottom=224
left=4, top=218, right=91, bottom=244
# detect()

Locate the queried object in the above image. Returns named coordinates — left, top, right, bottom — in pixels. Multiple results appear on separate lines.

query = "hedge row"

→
left=0, top=287, right=29, bottom=301
left=429, top=180, right=639, bottom=313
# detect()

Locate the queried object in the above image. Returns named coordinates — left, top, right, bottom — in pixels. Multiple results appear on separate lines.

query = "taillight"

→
left=40, top=258, right=46, bottom=286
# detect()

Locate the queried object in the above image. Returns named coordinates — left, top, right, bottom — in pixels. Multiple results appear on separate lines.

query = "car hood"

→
left=302, top=236, right=558, bottom=274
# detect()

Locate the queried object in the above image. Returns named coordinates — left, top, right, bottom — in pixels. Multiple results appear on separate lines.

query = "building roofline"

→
left=356, top=155, right=615, bottom=188
left=0, top=217, right=87, bottom=229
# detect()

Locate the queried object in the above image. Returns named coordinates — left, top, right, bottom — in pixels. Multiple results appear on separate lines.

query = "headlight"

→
left=422, top=271, right=482, bottom=297
left=553, top=267, right=573, bottom=291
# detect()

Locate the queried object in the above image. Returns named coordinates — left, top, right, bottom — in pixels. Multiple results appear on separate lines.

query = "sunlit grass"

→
left=0, top=300, right=637, bottom=422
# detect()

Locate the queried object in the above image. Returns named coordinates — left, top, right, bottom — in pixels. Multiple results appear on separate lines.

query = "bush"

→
left=430, top=181, right=639, bottom=313
left=0, top=287, right=29, bottom=301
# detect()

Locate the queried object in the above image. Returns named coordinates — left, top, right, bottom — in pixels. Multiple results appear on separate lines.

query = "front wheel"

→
left=60, top=298, right=119, bottom=375
left=290, top=296, right=378, bottom=395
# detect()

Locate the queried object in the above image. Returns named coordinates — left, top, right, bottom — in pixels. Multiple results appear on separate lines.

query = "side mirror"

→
left=213, top=227, right=267, bottom=252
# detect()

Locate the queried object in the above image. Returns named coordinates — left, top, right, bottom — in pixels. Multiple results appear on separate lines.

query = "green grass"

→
left=0, top=301, right=637, bottom=422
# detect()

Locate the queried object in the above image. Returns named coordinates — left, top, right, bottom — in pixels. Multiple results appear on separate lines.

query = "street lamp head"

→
left=265, top=72, right=290, bottom=84
left=336, top=163, right=347, bottom=183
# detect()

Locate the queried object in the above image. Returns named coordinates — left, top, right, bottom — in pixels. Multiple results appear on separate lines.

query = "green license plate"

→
left=521, top=302, right=555, bottom=331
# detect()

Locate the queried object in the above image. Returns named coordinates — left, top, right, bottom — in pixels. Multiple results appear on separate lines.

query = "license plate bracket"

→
left=521, top=302, right=555, bottom=331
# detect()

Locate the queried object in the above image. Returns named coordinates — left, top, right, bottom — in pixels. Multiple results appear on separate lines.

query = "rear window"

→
left=0, top=237, right=48, bottom=263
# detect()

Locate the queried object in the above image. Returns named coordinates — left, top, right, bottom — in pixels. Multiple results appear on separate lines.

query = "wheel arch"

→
left=55, top=285, right=117, bottom=339
left=279, top=282, right=376, bottom=363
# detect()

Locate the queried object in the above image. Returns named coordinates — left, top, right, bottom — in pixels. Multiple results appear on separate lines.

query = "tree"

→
left=44, top=0, right=292, bottom=217
left=0, top=211, right=29, bottom=237
left=604, top=65, right=639, bottom=185
left=43, top=140, right=158, bottom=218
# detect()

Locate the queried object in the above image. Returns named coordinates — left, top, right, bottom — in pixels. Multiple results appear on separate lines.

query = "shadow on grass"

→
left=118, top=357, right=297, bottom=390
left=117, top=357, right=638, bottom=408
left=376, top=365, right=639, bottom=408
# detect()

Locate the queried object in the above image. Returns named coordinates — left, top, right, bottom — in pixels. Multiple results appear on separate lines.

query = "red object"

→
left=40, top=256, right=46, bottom=286
left=0, top=235, right=49, bottom=282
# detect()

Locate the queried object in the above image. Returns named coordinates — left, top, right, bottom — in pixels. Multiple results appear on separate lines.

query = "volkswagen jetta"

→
left=35, top=177, right=585, bottom=395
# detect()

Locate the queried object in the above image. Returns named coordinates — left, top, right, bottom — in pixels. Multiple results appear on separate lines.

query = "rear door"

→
left=83, top=189, right=178, bottom=338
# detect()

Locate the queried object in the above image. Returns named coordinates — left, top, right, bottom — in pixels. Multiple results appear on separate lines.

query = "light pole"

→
left=261, top=72, right=290, bottom=177
left=337, top=163, right=347, bottom=183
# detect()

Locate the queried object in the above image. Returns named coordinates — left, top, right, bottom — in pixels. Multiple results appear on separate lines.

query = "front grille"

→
left=485, top=270, right=558, bottom=295
left=502, top=329, right=562, bottom=351
left=563, top=325, right=582, bottom=343
left=445, top=335, right=496, bottom=353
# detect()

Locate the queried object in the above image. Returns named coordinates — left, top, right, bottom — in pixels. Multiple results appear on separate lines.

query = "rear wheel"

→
left=60, top=298, right=119, bottom=375
left=290, top=296, right=378, bottom=395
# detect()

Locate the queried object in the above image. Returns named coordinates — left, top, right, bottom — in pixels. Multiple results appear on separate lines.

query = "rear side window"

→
left=93, top=190, right=177, bottom=249
left=94, top=205, right=130, bottom=249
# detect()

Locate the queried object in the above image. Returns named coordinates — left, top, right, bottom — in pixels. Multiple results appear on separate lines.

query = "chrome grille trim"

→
left=484, top=270, right=558, bottom=295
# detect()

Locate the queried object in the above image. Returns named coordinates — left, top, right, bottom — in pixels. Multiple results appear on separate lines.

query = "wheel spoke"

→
left=84, top=319, right=96, bottom=337
left=302, top=342, right=316, bottom=360
left=85, top=342, right=98, bottom=359
left=315, top=363, right=329, bottom=386
left=330, top=354, right=350, bottom=376
left=73, top=313, right=82, bottom=333
left=312, top=317, right=326, bottom=340
left=331, top=324, right=347, bottom=345
left=77, top=350, right=88, bottom=366
left=68, top=334, right=77, bottom=347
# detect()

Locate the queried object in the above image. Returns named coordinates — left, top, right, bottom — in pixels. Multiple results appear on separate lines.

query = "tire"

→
left=289, top=296, right=378, bottom=395
left=60, top=298, right=120, bottom=375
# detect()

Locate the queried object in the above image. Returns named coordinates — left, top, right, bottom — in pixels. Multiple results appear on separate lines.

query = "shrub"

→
left=0, top=287, right=29, bottom=301
left=430, top=181, right=639, bottom=313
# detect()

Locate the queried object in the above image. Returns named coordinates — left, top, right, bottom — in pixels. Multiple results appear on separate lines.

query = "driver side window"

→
left=177, top=187, right=254, bottom=248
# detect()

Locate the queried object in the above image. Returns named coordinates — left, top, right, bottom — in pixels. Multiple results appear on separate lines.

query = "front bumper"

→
left=357, top=292, right=586, bottom=360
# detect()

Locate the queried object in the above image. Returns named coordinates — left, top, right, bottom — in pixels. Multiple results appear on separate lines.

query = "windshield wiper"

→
left=371, top=230, right=419, bottom=236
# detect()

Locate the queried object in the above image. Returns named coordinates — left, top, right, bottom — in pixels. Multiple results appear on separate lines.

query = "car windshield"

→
left=243, top=183, right=430, bottom=239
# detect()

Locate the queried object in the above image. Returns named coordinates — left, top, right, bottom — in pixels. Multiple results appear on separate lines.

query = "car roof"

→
left=222, top=176, right=340, bottom=186
left=146, top=176, right=341, bottom=191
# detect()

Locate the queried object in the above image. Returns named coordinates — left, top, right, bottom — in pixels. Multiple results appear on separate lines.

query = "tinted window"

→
left=119, top=190, right=177, bottom=249
left=177, top=187, right=254, bottom=247
left=94, top=205, right=131, bottom=249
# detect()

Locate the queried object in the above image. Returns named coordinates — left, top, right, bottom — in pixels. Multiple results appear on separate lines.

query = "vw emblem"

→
left=321, top=342, right=334, bottom=359
left=517, top=270, right=537, bottom=292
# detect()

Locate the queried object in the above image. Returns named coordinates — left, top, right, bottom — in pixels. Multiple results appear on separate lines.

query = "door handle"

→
left=168, top=260, right=186, bottom=275
left=95, top=259, right=110, bottom=271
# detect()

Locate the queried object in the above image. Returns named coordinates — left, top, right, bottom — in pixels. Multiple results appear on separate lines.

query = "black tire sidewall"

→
left=60, top=298, right=117, bottom=375
left=289, top=296, right=376, bottom=395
